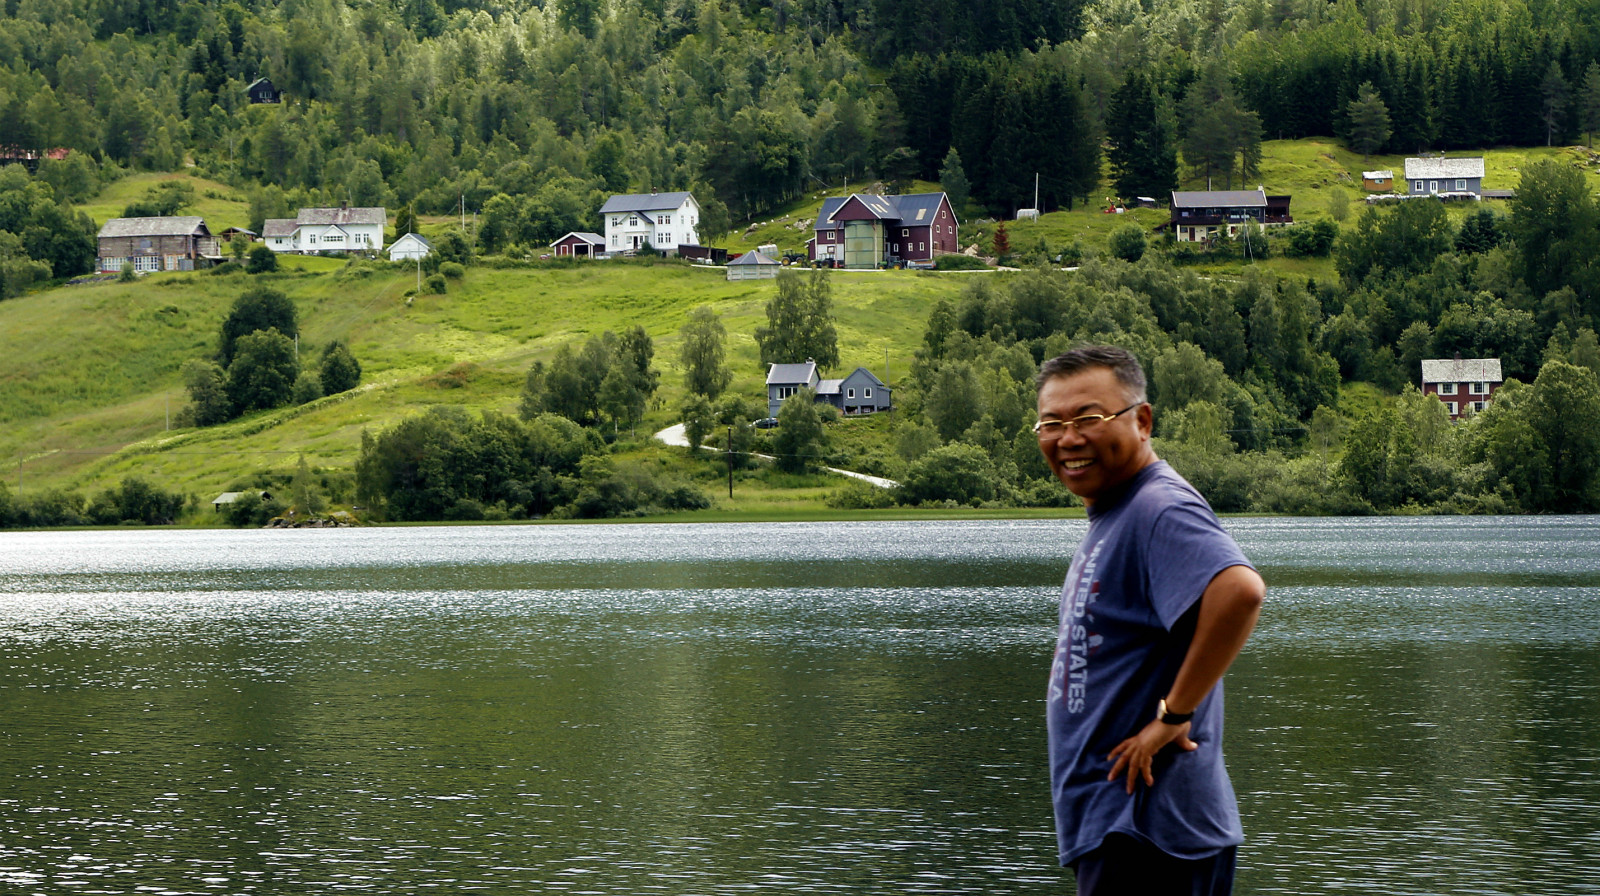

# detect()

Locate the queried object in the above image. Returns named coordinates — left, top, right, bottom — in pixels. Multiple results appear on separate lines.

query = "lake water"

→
left=1, top=517, right=1598, bottom=894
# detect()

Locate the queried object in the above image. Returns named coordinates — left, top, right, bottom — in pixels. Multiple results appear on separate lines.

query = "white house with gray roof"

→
left=1404, top=157, right=1485, bottom=198
left=263, top=206, right=386, bottom=254
left=1421, top=357, right=1502, bottom=419
left=600, top=192, right=700, bottom=254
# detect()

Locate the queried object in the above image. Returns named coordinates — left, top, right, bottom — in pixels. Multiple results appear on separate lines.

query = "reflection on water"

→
left=1, top=517, right=1598, bottom=894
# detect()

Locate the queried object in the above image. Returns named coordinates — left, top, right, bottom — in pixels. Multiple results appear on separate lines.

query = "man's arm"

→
left=1106, top=563, right=1265, bottom=794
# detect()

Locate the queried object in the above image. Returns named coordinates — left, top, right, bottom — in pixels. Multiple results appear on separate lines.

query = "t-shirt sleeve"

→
left=1145, top=501, right=1254, bottom=630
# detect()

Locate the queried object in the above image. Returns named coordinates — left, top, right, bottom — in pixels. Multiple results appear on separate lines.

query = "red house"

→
left=1421, top=358, right=1502, bottom=419
left=807, top=192, right=958, bottom=269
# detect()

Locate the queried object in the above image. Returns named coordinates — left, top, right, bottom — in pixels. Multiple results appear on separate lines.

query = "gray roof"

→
left=1170, top=189, right=1267, bottom=208
left=262, top=218, right=297, bottom=238
left=295, top=206, right=385, bottom=227
left=550, top=232, right=603, bottom=246
left=391, top=232, right=433, bottom=248
left=97, top=216, right=209, bottom=239
left=1421, top=358, right=1502, bottom=383
left=729, top=249, right=779, bottom=266
left=599, top=192, right=696, bottom=214
left=767, top=361, right=817, bottom=385
left=1404, top=157, right=1485, bottom=180
left=813, top=192, right=952, bottom=230
left=816, top=379, right=843, bottom=395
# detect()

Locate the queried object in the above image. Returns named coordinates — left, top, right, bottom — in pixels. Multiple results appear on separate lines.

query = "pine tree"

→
left=939, top=147, right=972, bottom=219
left=1107, top=71, right=1176, bottom=201
left=1581, top=62, right=1600, bottom=148
left=1542, top=59, right=1572, bottom=147
left=1344, top=81, right=1392, bottom=161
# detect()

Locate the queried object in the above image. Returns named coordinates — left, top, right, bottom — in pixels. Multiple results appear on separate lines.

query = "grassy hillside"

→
left=13, top=138, right=1600, bottom=512
left=1, top=255, right=965, bottom=502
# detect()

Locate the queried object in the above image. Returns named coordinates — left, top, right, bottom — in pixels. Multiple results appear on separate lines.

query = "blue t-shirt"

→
left=1047, top=460, right=1254, bottom=867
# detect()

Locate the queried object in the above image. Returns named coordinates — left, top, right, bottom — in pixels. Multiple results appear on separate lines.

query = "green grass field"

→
left=14, top=138, right=1596, bottom=513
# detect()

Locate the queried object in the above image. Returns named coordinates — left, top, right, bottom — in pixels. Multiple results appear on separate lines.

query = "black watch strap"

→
left=1158, top=698, right=1194, bottom=725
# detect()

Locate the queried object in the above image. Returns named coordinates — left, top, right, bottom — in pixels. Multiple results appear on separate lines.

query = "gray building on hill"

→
left=1404, top=157, right=1485, bottom=197
left=97, top=216, right=219, bottom=273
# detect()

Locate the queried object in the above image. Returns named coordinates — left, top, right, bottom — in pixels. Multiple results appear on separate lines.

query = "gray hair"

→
left=1036, top=345, right=1148, bottom=403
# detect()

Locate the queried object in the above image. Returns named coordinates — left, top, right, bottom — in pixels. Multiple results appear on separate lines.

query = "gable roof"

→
left=839, top=367, right=886, bottom=387
left=1170, top=189, right=1267, bottom=208
left=391, top=232, right=432, bottom=249
left=262, top=218, right=297, bottom=238
left=97, top=216, right=210, bottom=239
left=767, top=361, right=817, bottom=385
left=295, top=207, right=385, bottom=227
left=550, top=232, right=603, bottom=246
left=1421, top=358, right=1502, bottom=383
left=1404, top=157, right=1485, bottom=180
left=813, top=193, right=953, bottom=230
left=599, top=192, right=695, bottom=215
left=1363, top=170, right=1394, bottom=180
left=728, top=249, right=779, bottom=266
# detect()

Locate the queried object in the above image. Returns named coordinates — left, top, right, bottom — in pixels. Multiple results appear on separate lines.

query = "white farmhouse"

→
left=599, top=192, right=699, bottom=254
left=263, top=206, right=386, bottom=254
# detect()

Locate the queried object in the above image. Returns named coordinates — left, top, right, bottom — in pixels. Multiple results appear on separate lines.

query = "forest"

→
left=4, top=0, right=1600, bottom=520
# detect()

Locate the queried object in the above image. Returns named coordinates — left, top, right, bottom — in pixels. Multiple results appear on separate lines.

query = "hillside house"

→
left=767, top=362, right=892, bottom=417
left=766, top=361, right=821, bottom=417
left=247, top=78, right=281, bottom=104
left=1363, top=170, right=1394, bottom=192
left=550, top=232, right=605, bottom=257
left=808, top=192, right=958, bottom=269
left=263, top=206, right=386, bottom=255
left=1421, top=357, right=1502, bottom=419
left=817, top=368, right=892, bottom=415
left=726, top=249, right=780, bottom=281
left=1404, top=157, right=1484, bottom=198
left=600, top=192, right=700, bottom=254
left=1170, top=189, right=1293, bottom=242
left=97, top=216, right=219, bottom=272
left=0, top=146, right=68, bottom=174
left=388, top=233, right=432, bottom=261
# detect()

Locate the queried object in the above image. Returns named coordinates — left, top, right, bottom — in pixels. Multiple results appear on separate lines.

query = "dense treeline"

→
left=12, top=0, right=1600, bottom=264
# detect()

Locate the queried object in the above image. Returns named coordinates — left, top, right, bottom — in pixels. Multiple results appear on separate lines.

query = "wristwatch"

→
left=1157, top=698, right=1194, bottom=725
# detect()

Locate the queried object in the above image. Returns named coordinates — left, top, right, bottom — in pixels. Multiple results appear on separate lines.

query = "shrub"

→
left=245, top=245, right=278, bottom=273
left=425, top=272, right=447, bottom=294
left=440, top=261, right=466, bottom=279
left=934, top=253, right=988, bottom=271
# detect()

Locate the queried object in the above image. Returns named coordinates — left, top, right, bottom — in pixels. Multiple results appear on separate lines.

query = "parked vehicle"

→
left=751, top=417, right=779, bottom=429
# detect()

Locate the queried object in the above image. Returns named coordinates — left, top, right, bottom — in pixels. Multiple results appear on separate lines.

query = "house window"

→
left=612, top=216, right=620, bottom=226
left=1446, top=401, right=1459, bottom=415
left=920, top=242, right=925, bottom=251
left=662, top=232, right=671, bottom=244
left=1472, top=401, right=1487, bottom=412
left=1413, top=181, right=1423, bottom=192
left=1456, top=179, right=1466, bottom=190
left=629, top=216, right=638, bottom=226
left=864, top=388, right=872, bottom=398
left=611, top=236, right=618, bottom=246
left=309, top=234, right=318, bottom=244
left=847, top=388, right=855, bottom=399
left=1438, top=383, right=1457, bottom=396
left=326, top=234, right=343, bottom=244
left=103, top=256, right=123, bottom=271
left=901, top=229, right=909, bottom=236
left=663, top=215, right=671, bottom=225
left=1429, top=180, right=1438, bottom=192
left=135, top=255, right=159, bottom=271
left=1470, top=382, right=1489, bottom=395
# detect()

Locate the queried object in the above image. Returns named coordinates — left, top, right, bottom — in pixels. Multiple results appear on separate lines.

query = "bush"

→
left=209, top=260, right=242, bottom=276
left=934, top=253, right=988, bottom=271
left=424, top=272, right=447, bottom=294
left=1108, top=223, right=1148, bottom=262
left=901, top=442, right=998, bottom=505
left=245, top=245, right=278, bottom=273
left=440, top=261, right=466, bottom=279
left=827, top=479, right=899, bottom=509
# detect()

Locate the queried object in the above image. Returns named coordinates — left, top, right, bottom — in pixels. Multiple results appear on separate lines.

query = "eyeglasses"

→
left=1032, top=402, right=1144, bottom=439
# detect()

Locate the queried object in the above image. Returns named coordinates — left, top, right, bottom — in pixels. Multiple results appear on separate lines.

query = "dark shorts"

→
left=1072, top=833, right=1237, bottom=896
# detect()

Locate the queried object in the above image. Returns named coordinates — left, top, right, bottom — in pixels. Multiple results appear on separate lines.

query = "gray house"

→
left=767, top=362, right=891, bottom=417
left=1404, top=157, right=1484, bottom=197
left=817, top=368, right=892, bottom=415
left=766, top=361, right=820, bottom=417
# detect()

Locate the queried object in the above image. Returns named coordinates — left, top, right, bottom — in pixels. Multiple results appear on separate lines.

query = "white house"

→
left=388, top=232, right=432, bottom=261
left=599, top=192, right=699, bottom=254
left=264, top=207, right=387, bottom=254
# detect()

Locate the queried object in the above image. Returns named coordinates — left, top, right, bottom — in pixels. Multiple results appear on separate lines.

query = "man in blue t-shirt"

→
left=1035, top=345, right=1265, bottom=895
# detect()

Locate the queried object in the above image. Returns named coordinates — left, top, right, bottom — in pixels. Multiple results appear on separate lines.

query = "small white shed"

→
left=726, top=249, right=780, bottom=281
left=388, top=233, right=433, bottom=262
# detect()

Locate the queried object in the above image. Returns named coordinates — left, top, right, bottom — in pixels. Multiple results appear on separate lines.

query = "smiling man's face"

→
left=1035, top=366, right=1155, bottom=507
